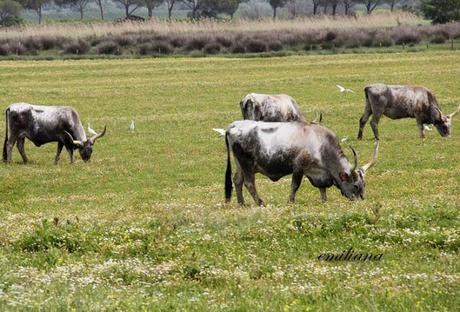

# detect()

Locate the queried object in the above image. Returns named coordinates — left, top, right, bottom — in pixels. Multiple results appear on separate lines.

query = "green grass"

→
left=0, top=51, right=459, bottom=310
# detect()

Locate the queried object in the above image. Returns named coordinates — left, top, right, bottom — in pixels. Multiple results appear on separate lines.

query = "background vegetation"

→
left=0, top=13, right=459, bottom=58
left=0, top=0, right=455, bottom=25
left=0, top=51, right=458, bottom=310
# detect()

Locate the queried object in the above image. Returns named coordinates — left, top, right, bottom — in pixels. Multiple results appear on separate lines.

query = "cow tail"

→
left=225, top=132, right=233, bottom=202
left=3, top=108, right=9, bottom=162
left=364, top=87, right=371, bottom=107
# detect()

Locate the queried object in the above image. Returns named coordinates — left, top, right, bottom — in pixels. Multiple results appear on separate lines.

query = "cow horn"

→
left=448, top=103, right=460, bottom=118
left=349, top=146, right=358, bottom=172
left=64, top=131, right=83, bottom=147
left=361, top=140, right=379, bottom=173
left=90, top=125, right=107, bottom=143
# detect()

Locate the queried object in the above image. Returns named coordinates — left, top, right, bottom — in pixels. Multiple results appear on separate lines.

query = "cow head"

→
left=65, top=126, right=106, bottom=162
left=338, top=141, right=379, bottom=200
left=434, top=104, right=460, bottom=137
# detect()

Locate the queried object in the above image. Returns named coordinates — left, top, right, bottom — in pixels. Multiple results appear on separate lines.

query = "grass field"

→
left=0, top=51, right=459, bottom=310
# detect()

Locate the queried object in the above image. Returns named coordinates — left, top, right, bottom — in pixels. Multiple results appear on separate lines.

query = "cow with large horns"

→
left=217, top=120, right=378, bottom=204
left=358, top=84, right=460, bottom=140
left=240, top=93, right=306, bottom=122
left=3, top=103, right=106, bottom=164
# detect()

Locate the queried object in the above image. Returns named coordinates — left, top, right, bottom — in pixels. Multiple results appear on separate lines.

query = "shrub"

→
left=114, top=36, right=134, bottom=47
left=185, top=37, right=207, bottom=51
left=344, top=37, right=361, bottom=49
left=268, top=40, right=283, bottom=51
left=97, top=40, right=121, bottom=55
left=151, top=41, right=173, bottom=54
left=23, top=36, right=42, bottom=51
left=230, top=43, right=246, bottom=54
left=0, top=43, right=10, bottom=56
left=373, top=33, right=394, bottom=47
left=8, top=41, right=25, bottom=55
left=246, top=39, right=266, bottom=53
left=64, top=39, right=90, bottom=54
left=325, top=31, right=337, bottom=41
left=394, top=32, right=421, bottom=45
left=215, top=36, right=233, bottom=48
left=203, top=42, right=222, bottom=54
left=138, top=41, right=173, bottom=55
left=40, top=36, right=59, bottom=50
left=169, top=36, right=186, bottom=48
left=430, top=35, right=447, bottom=44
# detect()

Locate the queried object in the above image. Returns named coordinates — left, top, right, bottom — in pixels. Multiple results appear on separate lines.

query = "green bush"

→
left=422, top=0, right=460, bottom=24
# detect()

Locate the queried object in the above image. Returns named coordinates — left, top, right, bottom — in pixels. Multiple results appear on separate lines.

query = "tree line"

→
left=0, top=0, right=459, bottom=26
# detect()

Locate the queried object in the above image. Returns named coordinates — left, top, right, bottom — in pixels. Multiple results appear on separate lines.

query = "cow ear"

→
left=339, top=172, right=350, bottom=182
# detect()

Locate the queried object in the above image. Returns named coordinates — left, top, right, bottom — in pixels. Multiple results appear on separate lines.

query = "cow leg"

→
left=4, top=135, right=17, bottom=163
left=16, top=136, right=28, bottom=164
left=320, top=188, right=327, bottom=202
left=243, top=172, right=264, bottom=206
left=289, top=172, right=303, bottom=204
left=65, top=146, right=74, bottom=163
left=357, top=106, right=372, bottom=140
left=370, top=115, right=381, bottom=141
left=233, top=169, right=245, bottom=206
left=54, top=142, right=64, bottom=165
left=416, top=120, right=426, bottom=139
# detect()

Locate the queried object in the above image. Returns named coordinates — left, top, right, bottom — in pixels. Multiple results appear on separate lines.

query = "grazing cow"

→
left=219, top=120, right=378, bottom=204
left=240, top=93, right=306, bottom=122
left=3, top=103, right=106, bottom=164
left=358, top=84, right=460, bottom=140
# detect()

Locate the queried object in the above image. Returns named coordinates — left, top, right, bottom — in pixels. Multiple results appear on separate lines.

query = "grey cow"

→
left=240, top=93, right=306, bottom=122
left=358, top=84, right=460, bottom=140
left=3, top=103, right=106, bottom=164
left=220, top=120, right=378, bottom=205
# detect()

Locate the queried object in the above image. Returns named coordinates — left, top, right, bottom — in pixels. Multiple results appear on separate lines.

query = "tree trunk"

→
left=273, top=7, right=277, bottom=20
left=323, top=4, right=328, bottom=14
left=313, top=3, right=318, bottom=15
left=332, top=4, right=337, bottom=16
left=80, top=6, right=84, bottom=20
left=168, top=6, right=173, bottom=20
left=125, top=4, right=129, bottom=18
left=98, top=1, right=104, bottom=20
left=37, top=6, right=42, bottom=24
left=345, top=4, right=349, bottom=15
left=147, top=6, right=153, bottom=17
left=390, top=0, right=395, bottom=11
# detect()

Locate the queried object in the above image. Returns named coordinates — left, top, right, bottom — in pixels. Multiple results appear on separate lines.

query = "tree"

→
left=215, top=0, right=243, bottom=18
left=181, top=0, right=201, bottom=18
left=342, top=0, right=356, bottom=14
left=269, top=0, right=288, bottom=19
left=19, top=0, right=50, bottom=24
left=422, top=0, right=460, bottom=23
left=95, top=0, right=104, bottom=19
left=0, top=0, right=22, bottom=26
left=362, top=0, right=381, bottom=13
left=312, top=0, right=321, bottom=14
left=113, top=0, right=145, bottom=17
left=165, top=0, right=176, bottom=20
left=55, top=0, right=90, bottom=20
left=387, top=0, right=396, bottom=10
left=144, top=0, right=162, bottom=17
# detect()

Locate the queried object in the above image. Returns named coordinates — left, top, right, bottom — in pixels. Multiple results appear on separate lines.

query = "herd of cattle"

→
left=214, top=84, right=459, bottom=204
left=2, top=84, right=459, bottom=204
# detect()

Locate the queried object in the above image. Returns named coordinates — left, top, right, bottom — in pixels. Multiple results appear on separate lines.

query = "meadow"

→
left=0, top=50, right=459, bottom=310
